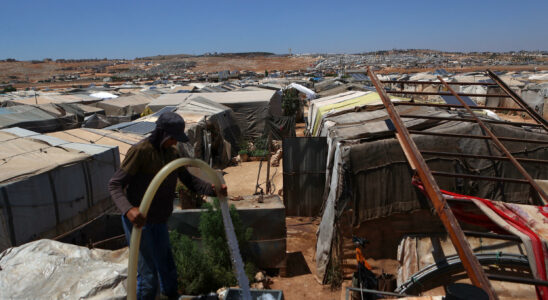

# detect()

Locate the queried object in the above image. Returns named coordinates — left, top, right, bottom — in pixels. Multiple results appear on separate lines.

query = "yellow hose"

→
left=127, top=158, right=251, bottom=300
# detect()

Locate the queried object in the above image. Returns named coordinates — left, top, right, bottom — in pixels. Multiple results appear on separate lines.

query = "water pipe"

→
left=127, top=158, right=251, bottom=300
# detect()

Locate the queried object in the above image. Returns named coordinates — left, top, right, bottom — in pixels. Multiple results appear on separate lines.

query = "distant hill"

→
left=135, top=54, right=194, bottom=60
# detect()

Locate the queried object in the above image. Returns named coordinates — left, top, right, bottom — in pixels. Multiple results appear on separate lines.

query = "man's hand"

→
left=211, top=184, right=228, bottom=197
left=126, top=207, right=146, bottom=228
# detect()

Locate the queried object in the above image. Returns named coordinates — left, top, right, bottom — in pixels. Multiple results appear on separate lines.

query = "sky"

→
left=1, top=0, right=548, bottom=60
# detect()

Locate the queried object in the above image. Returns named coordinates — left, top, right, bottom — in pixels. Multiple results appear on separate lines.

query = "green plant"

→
left=238, top=139, right=250, bottom=153
left=170, top=199, right=255, bottom=295
left=281, top=88, right=300, bottom=116
left=238, top=149, right=248, bottom=155
left=250, top=149, right=268, bottom=157
left=253, top=136, right=268, bottom=151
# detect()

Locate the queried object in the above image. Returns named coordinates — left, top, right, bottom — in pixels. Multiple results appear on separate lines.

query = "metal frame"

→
left=368, top=68, right=548, bottom=299
left=367, top=67, right=498, bottom=299
left=395, top=253, right=531, bottom=294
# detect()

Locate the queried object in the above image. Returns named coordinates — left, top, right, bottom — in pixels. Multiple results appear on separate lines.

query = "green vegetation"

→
left=281, top=88, right=300, bottom=117
left=1, top=85, right=16, bottom=94
left=170, top=199, right=255, bottom=295
left=250, top=149, right=268, bottom=157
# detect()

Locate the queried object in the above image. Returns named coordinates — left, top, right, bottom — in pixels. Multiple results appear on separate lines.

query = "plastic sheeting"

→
left=0, top=128, right=119, bottom=251
left=90, top=91, right=119, bottom=99
left=286, top=83, right=316, bottom=100
left=0, top=239, right=128, bottom=299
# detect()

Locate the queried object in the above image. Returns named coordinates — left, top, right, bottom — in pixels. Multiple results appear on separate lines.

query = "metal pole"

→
left=408, top=130, right=548, bottom=144
left=437, top=76, right=548, bottom=204
left=266, top=132, right=272, bottom=194
left=386, top=90, right=511, bottom=97
left=345, top=287, right=411, bottom=299
left=487, top=70, right=548, bottom=131
left=368, top=67, right=498, bottom=299
left=394, top=102, right=527, bottom=112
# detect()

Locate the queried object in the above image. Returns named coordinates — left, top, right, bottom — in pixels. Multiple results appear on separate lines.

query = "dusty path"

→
left=223, top=160, right=283, bottom=198
left=269, top=217, right=341, bottom=300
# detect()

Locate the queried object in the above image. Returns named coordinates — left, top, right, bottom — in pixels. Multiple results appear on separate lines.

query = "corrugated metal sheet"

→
left=119, top=121, right=156, bottom=135
left=283, top=137, right=327, bottom=216
left=351, top=73, right=369, bottom=81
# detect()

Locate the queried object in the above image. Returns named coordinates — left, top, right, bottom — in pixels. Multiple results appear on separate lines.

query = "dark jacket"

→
left=109, top=130, right=214, bottom=223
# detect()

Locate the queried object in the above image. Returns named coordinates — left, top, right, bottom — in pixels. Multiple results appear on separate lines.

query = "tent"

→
left=106, top=97, right=242, bottom=168
left=311, top=101, right=548, bottom=281
left=307, top=91, right=408, bottom=136
left=8, top=93, right=100, bottom=106
left=46, top=128, right=143, bottom=161
left=0, top=127, right=119, bottom=251
left=0, top=104, right=79, bottom=133
left=148, top=90, right=277, bottom=140
left=95, top=93, right=156, bottom=118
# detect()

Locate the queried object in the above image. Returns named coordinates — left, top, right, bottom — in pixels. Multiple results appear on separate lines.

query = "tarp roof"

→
left=96, top=93, right=155, bottom=116
left=0, top=104, right=78, bottom=133
left=147, top=90, right=275, bottom=112
left=0, top=127, right=106, bottom=183
left=46, top=128, right=143, bottom=161
left=9, top=94, right=99, bottom=106
left=308, top=91, right=409, bottom=135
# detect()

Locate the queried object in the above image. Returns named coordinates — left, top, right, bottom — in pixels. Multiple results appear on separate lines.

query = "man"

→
left=109, top=112, right=226, bottom=299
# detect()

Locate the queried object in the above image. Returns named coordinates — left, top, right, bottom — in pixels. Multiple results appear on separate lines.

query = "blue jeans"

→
left=122, top=216, right=178, bottom=300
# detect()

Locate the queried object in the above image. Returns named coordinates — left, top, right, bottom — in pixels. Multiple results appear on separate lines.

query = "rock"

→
left=217, top=287, right=228, bottom=300
left=255, top=271, right=266, bottom=282
left=251, top=282, right=265, bottom=290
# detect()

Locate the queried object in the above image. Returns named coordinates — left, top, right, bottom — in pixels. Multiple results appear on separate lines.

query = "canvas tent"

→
left=95, top=93, right=155, bottom=118
left=307, top=90, right=408, bottom=136
left=147, top=90, right=278, bottom=140
left=46, top=128, right=143, bottom=161
left=0, top=104, right=79, bottom=133
left=0, top=127, right=119, bottom=251
left=106, top=97, right=242, bottom=168
left=8, top=93, right=100, bottom=106
left=311, top=97, right=548, bottom=281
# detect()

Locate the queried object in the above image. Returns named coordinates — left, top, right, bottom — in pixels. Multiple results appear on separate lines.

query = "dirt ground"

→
left=223, top=160, right=284, bottom=198
left=222, top=157, right=345, bottom=299
left=269, top=217, right=342, bottom=300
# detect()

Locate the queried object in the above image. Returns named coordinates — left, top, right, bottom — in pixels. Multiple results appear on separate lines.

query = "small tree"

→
left=170, top=199, right=255, bottom=295
left=281, top=88, right=300, bottom=117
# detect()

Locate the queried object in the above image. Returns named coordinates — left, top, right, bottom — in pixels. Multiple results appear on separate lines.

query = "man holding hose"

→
left=109, top=112, right=227, bottom=299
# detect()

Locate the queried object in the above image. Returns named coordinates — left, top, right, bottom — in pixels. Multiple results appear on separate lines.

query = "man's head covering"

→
left=155, top=112, right=189, bottom=143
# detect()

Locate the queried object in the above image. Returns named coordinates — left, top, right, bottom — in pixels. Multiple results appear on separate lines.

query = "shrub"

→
left=170, top=199, right=255, bottom=295
left=250, top=149, right=268, bottom=157
left=281, top=88, right=300, bottom=116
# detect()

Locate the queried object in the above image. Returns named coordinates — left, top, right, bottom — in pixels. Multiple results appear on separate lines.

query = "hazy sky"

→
left=2, top=0, right=547, bottom=60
